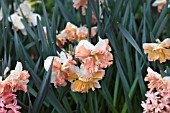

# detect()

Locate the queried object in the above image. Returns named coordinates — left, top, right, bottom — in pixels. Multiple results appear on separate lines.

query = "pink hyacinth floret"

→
left=141, top=67, right=170, bottom=113
left=0, top=62, right=30, bottom=113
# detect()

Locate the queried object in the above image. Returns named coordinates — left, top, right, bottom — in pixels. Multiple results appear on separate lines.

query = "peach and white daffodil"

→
left=143, top=38, right=170, bottom=63
left=152, top=0, right=170, bottom=12
left=145, top=67, right=163, bottom=90
left=68, top=65, right=105, bottom=93
left=76, top=26, right=97, bottom=41
left=145, top=67, right=170, bottom=90
left=65, top=22, right=78, bottom=41
left=76, top=26, right=88, bottom=41
left=4, top=62, right=30, bottom=92
left=44, top=51, right=76, bottom=87
left=56, top=22, right=98, bottom=44
left=75, top=37, right=113, bottom=73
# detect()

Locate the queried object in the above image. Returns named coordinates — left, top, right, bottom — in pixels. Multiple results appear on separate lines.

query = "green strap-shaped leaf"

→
left=32, top=58, right=53, bottom=113
left=118, top=23, right=143, bottom=56
left=26, top=63, right=67, bottom=113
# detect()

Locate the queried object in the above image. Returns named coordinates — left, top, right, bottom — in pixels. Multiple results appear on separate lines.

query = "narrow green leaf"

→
left=26, top=63, right=67, bottom=113
left=152, top=3, right=168, bottom=36
left=42, top=0, right=56, bottom=55
left=54, top=0, right=77, bottom=24
left=32, top=58, right=53, bottom=113
left=118, top=23, right=143, bottom=56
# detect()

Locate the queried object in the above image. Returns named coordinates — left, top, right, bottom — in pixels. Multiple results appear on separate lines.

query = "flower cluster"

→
left=143, top=38, right=170, bottom=63
left=44, top=37, right=113, bottom=93
left=152, top=0, right=170, bottom=12
left=0, top=62, right=30, bottom=113
left=8, top=1, right=41, bottom=35
left=141, top=67, right=170, bottom=113
left=55, top=22, right=97, bottom=47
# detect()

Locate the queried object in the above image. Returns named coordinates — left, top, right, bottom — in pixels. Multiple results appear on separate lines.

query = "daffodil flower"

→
left=44, top=52, right=76, bottom=87
left=4, top=62, right=30, bottom=92
left=65, top=22, right=78, bottom=41
left=68, top=65, right=105, bottom=93
left=143, top=38, right=170, bottom=63
left=75, top=37, right=113, bottom=73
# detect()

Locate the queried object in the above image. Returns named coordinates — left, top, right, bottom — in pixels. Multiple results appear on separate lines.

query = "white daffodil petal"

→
left=142, top=43, right=158, bottom=49
left=152, top=0, right=166, bottom=6
left=69, top=65, right=80, bottom=74
left=91, top=26, right=97, bottom=31
left=77, top=26, right=88, bottom=35
left=44, top=56, right=56, bottom=71
left=78, top=66, right=92, bottom=78
left=0, top=76, right=2, bottom=82
left=57, top=51, right=67, bottom=63
left=0, top=8, right=3, bottom=21
left=8, top=13, right=25, bottom=30
left=66, top=22, right=78, bottom=29
left=94, top=81, right=101, bottom=89
left=6, top=70, right=17, bottom=81
left=162, top=38, right=170, bottom=45
left=21, top=29, right=27, bottom=35
left=51, top=72, right=57, bottom=83
left=147, top=67, right=161, bottom=78
left=93, top=37, right=106, bottom=51
left=72, top=0, right=80, bottom=4
left=17, top=1, right=32, bottom=17
left=15, top=62, right=23, bottom=74
left=28, top=13, right=41, bottom=26
left=80, top=40, right=95, bottom=50
left=163, top=76, right=170, bottom=83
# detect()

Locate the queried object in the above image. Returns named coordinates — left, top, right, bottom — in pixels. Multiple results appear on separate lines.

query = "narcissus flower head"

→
left=4, top=62, right=30, bottom=92
left=69, top=65, right=105, bottom=93
left=143, top=38, right=170, bottom=63
left=44, top=51, right=76, bottom=87
left=75, top=37, right=113, bottom=73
